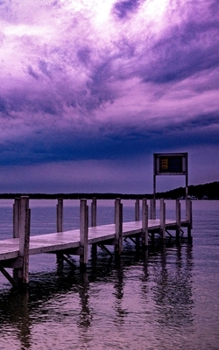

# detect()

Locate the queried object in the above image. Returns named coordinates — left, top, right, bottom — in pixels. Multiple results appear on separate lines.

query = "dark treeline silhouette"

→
left=0, top=181, right=218, bottom=200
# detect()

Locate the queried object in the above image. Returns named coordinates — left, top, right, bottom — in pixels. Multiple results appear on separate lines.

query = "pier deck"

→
left=0, top=197, right=192, bottom=287
left=0, top=219, right=188, bottom=262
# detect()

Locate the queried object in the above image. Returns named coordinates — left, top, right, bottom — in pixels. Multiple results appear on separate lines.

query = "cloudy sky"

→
left=0, top=0, right=218, bottom=194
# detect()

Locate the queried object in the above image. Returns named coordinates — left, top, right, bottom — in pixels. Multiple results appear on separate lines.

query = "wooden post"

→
left=13, top=198, right=20, bottom=238
left=150, top=198, right=156, bottom=220
left=142, top=198, right=148, bottom=247
left=176, top=199, right=181, bottom=241
left=80, top=199, right=88, bottom=271
left=135, top=199, right=140, bottom=221
left=160, top=199, right=166, bottom=240
left=91, top=197, right=97, bottom=227
left=91, top=197, right=97, bottom=257
left=115, top=198, right=123, bottom=255
left=56, top=198, right=63, bottom=233
left=56, top=199, right=64, bottom=273
left=17, top=196, right=30, bottom=286
left=186, top=199, right=193, bottom=238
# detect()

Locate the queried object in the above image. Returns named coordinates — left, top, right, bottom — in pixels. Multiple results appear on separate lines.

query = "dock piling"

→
left=160, top=199, right=166, bottom=240
left=186, top=199, right=193, bottom=238
left=176, top=199, right=181, bottom=240
left=142, top=199, right=148, bottom=247
left=135, top=199, right=140, bottom=221
left=115, top=198, right=123, bottom=254
left=56, top=199, right=63, bottom=233
left=91, top=197, right=97, bottom=227
left=80, top=199, right=89, bottom=270
left=56, top=199, right=64, bottom=273
left=150, top=198, right=156, bottom=220
left=15, top=196, right=30, bottom=286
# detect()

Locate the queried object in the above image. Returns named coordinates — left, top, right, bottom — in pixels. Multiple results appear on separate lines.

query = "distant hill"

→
left=156, top=181, right=219, bottom=199
left=0, top=181, right=218, bottom=200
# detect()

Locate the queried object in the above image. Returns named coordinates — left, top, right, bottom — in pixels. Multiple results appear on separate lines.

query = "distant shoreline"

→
left=0, top=181, right=218, bottom=200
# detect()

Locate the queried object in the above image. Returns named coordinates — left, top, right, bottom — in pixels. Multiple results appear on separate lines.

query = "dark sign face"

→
left=159, top=156, right=183, bottom=173
left=154, top=153, right=187, bottom=175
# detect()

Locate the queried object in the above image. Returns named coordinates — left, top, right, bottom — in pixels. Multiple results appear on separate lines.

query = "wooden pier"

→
left=0, top=197, right=192, bottom=287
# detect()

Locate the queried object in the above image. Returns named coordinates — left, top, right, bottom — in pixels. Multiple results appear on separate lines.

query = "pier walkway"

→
left=0, top=197, right=192, bottom=287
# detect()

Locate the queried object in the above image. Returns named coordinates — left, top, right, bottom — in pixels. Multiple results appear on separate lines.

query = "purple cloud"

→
left=0, top=0, right=218, bottom=192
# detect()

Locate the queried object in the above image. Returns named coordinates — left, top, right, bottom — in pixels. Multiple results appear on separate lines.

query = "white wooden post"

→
left=91, top=197, right=97, bottom=227
left=115, top=198, right=123, bottom=254
left=91, top=197, right=97, bottom=257
left=56, top=198, right=64, bottom=273
left=80, top=199, right=88, bottom=270
left=56, top=198, right=63, bottom=233
left=186, top=199, right=192, bottom=238
left=13, top=198, right=20, bottom=238
left=135, top=199, right=140, bottom=221
left=160, top=199, right=166, bottom=240
left=18, top=196, right=30, bottom=285
left=176, top=199, right=181, bottom=240
left=150, top=198, right=156, bottom=220
left=142, top=198, right=148, bottom=247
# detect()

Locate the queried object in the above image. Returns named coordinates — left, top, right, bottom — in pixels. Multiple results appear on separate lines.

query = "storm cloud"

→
left=0, top=0, right=218, bottom=192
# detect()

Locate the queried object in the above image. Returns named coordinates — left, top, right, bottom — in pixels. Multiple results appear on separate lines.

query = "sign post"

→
left=153, top=153, right=188, bottom=219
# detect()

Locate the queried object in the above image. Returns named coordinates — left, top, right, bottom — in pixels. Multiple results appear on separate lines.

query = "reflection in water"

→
left=0, top=290, right=31, bottom=349
left=1, top=202, right=219, bottom=349
left=113, top=259, right=128, bottom=327
left=78, top=274, right=92, bottom=329
left=152, top=244, right=194, bottom=330
left=0, top=241, right=195, bottom=350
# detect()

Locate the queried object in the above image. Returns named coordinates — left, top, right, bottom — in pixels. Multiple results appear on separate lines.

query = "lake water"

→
left=0, top=200, right=219, bottom=350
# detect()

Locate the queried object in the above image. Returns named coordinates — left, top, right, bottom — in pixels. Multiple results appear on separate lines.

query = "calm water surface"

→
left=0, top=200, right=218, bottom=350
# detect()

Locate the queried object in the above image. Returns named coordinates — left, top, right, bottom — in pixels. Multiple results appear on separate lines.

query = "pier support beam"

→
left=56, top=199, right=63, bottom=233
left=142, top=199, right=148, bottom=247
left=176, top=199, right=181, bottom=241
left=56, top=199, right=64, bottom=273
left=13, top=198, right=20, bottom=238
left=135, top=199, right=140, bottom=221
left=91, top=197, right=97, bottom=227
left=91, top=198, right=97, bottom=259
left=115, top=198, right=123, bottom=255
left=160, top=199, right=166, bottom=240
left=80, top=199, right=88, bottom=271
left=13, top=197, right=31, bottom=286
left=135, top=199, right=140, bottom=245
left=150, top=198, right=156, bottom=220
left=186, top=199, right=193, bottom=239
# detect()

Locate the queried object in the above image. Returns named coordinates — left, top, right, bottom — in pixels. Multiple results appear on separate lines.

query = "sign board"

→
left=154, top=153, right=188, bottom=175
left=152, top=153, right=189, bottom=219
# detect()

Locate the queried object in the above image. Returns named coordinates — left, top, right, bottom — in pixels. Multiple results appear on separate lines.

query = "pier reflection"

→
left=0, top=242, right=194, bottom=349
left=151, top=243, right=194, bottom=329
